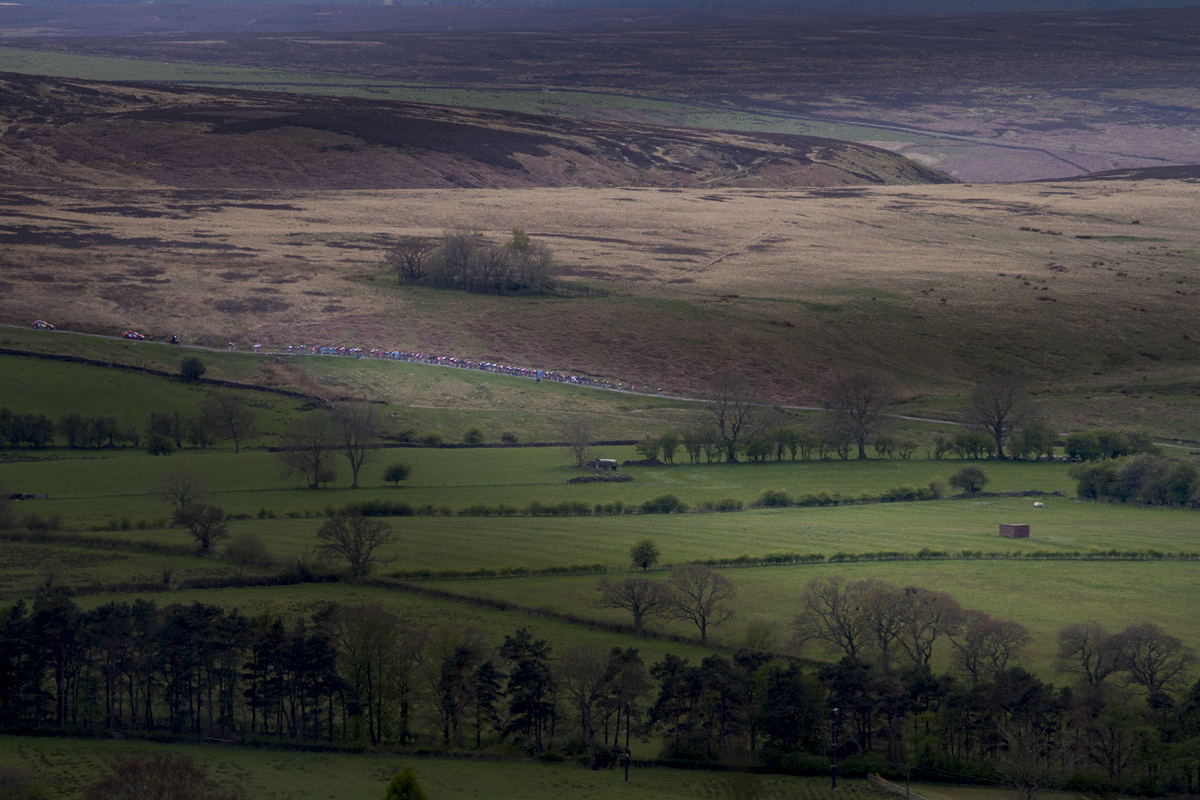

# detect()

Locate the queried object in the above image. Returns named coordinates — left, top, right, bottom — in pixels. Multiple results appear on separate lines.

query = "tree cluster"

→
left=1072, top=453, right=1200, bottom=507
left=388, top=228, right=557, bottom=295
left=0, top=395, right=259, bottom=455
left=276, top=405, right=381, bottom=489
left=595, top=564, right=736, bottom=645
left=1, top=591, right=1196, bottom=794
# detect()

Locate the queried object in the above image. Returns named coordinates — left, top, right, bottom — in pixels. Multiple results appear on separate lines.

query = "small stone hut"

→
left=999, top=523, right=1030, bottom=538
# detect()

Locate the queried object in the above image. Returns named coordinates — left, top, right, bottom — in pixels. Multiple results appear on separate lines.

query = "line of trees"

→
left=0, top=395, right=260, bottom=455
left=1072, top=453, right=1200, bottom=507
left=388, top=228, right=557, bottom=295
left=2, top=589, right=1196, bottom=794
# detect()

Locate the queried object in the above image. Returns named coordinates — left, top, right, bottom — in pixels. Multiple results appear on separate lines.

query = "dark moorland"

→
left=5, top=6, right=1199, bottom=181
left=0, top=72, right=950, bottom=190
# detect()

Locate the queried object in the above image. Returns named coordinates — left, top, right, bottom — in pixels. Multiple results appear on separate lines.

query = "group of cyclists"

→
left=225, top=343, right=666, bottom=394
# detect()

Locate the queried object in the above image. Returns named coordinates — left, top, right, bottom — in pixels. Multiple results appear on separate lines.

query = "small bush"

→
left=714, top=497, right=745, bottom=512
left=462, top=427, right=485, bottom=445
left=420, top=431, right=443, bottom=446
left=223, top=532, right=274, bottom=568
left=755, top=488, right=791, bottom=508
left=501, top=431, right=518, bottom=443
left=950, top=465, right=988, bottom=493
left=180, top=356, right=206, bottom=382
left=145, top=433, right=177, bottom=456
left=641, top=494, right=688, bottom=514
left=383, top=462, right=413, bottom=486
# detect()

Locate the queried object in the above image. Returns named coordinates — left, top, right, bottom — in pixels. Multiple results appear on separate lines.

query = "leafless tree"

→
left=967, top=375, right=1032, bottom=459
left=949, top=610, right=1031, bottom=684
left=997, top=720, right=1069, bottom=800
left=473, top=243, right=513, bottom=294
left=200, top=394, right=259, bottom=454
left=1110, top=622, right=1196, bottom=695
left=158, top=469, right=209, bottom=516
left=897, top=587, right=965, bottom=668
left=1056, top=621, right=1121, bottom=686
left=555, top=644, right=613, bottom=769
left=333, top=404, right=380, bottom=489
left=322, top=603, right=427, bottom=746
left=563, top=417, right=594, bottom=468
left=861, top=581, right=908, bottom=673
left=277, top=412, right=338, bottom=489
left=794, top=575, right=871, bottom=660
left=704, top=374, right=765, bottom=463
left=388, top=235, right=436, bottom=282
left=172, top=504, right=228, bottom=555
left=594, top=576, right=673, bottom=639
left=668, top=564, right=736, bottom=646
left=316, top=514, right=395, bottom=579
left=825, top=371, right=900, bottom=460
left=82, top=753, right=244, bottom=800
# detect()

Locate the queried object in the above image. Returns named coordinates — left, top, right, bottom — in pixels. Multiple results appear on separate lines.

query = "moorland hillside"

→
left=0, top=72, right=951, bottom=190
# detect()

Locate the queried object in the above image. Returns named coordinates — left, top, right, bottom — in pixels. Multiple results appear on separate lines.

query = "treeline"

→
left=4, top=581, right=1197, bottom=794
left=1072, top=453, right=1200, bottom=508
left=0, top=395, right=259, bottom=455
left=388, top=228, right=558, bottom=296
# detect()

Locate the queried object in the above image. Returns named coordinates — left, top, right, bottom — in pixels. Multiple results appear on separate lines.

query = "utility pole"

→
left=624, top=701, right=632, bottom=782
left=831, top=707, right=840, bottom=790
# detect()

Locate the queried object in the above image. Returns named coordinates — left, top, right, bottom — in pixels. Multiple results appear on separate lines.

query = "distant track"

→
left=5, top=324, right=1189, bottom=448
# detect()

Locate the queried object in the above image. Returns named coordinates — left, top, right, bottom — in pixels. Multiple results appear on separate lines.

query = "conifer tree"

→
left=382, top=767, right=428, bottom=800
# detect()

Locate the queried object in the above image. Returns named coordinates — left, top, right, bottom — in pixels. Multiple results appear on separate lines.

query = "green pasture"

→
left=0, top=353, right=306, bottom=438
left=428, top=559, right=1200, bottom=676
left=0, top=46, right=922, bottom=147
left=0, top=539, right=262, bottom=599
left=0, top=735, right=888, bottom=800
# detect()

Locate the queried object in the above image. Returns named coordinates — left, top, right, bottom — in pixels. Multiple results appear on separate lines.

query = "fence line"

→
left=869, top=773, right=936, bottom=800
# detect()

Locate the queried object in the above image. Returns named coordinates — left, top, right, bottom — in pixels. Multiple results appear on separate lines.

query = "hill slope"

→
left=0, top=72, right=953, bottom=190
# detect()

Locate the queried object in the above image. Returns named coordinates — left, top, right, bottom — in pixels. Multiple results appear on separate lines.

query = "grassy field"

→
left=426, top=559, right=1200, bottom=675
left=0, top=735, right=889, bottom=800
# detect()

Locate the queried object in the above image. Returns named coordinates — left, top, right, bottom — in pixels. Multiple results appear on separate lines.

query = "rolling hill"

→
left=0, top=72, right=953, bottom=191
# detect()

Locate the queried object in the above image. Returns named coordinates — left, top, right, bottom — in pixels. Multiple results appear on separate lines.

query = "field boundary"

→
left=868, top=774, right=936, bottom=800
left=0, top=346, right=331, bottom=406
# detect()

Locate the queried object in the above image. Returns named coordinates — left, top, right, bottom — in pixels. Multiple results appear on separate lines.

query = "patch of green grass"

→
left=1, top=441, right=1072, bottom=530
left=0, top=735, right=887, bottom=800
left=0, top=353, right=304, bottom=436
left=426, top=559, right=1200, bottom=677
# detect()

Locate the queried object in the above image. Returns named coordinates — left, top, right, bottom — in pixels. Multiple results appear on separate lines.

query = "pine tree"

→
left=382, top=767, right=428, bottom=800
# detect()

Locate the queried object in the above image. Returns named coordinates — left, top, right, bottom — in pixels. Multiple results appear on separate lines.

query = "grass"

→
left=0, top=435, right=1075, bottom=529
left=0, top=735, right=891, bottom=800
left=425, top=559, right=1200, bottom=676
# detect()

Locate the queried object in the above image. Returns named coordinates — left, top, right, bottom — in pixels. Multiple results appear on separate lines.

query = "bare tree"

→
left=949, top=610, right=1031, bottom=684
left=861, top=581, right=907, bottom=673
left=668, top=564, right=736, bottom=646
left=704, top=374, right=765, bottom=463
left=316, top=514, right=395, bottom=579
left=158, top=469, right=209, bottom=516
left=1110, top=622, right=1196, bottom=695
left=82, top=753, right=244, bottom=800
left=171, top=504, right=228, bottom=554
left=277, top=412, right=338, bottom=489
left=897, top=587, right=965, bottom=668
left=595, top=576, right=673, bottom=638
left=794, top=575, right=871, bottom=659
left=1056, top=621, right=1121, bottom=686
left=997, top=720, right=1068, bottom=800
left=388, top=235, right=436, bottom=282
left=333, top=404, right=380, bottom=489
left=555, top=644, right=613, bottom=769
left=967, top=375, right=1031, bottom=459
left=563, top=417, right=594, bottom=468
left=824, top=371, right=900, bottom=460
left=200, top=394, right=259, bottom=454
